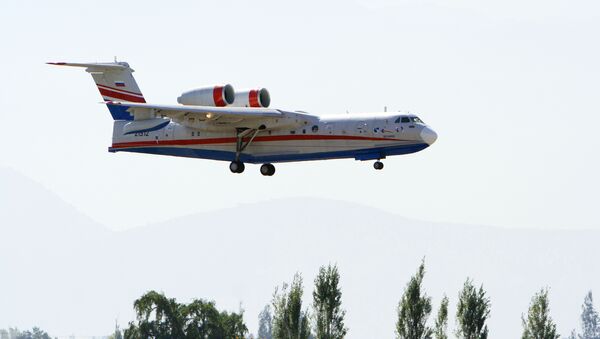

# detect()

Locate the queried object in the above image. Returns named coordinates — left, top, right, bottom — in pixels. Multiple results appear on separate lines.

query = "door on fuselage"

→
left=164, top=123, right=174, bottom=140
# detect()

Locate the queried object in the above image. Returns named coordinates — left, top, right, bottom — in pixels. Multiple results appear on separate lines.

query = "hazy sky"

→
left=0, top=0, right=599, bottom=231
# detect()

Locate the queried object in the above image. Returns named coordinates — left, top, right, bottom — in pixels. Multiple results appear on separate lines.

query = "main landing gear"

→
left=229, top=161, right=245, bottom=173
left=260, top=163, right=276, bottom=176
left=373, top=161, right=384, bottom=170
left=229, top=126, right=276, bottom=176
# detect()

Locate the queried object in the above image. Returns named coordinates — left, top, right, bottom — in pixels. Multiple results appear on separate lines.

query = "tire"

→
left=230, top=161, right=245, bottom=173
left=261, top=163, right=276, bottom=176
left=374, top=161, right=384, bottom=170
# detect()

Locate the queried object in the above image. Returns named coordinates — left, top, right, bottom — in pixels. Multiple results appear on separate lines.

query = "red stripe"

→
left=249, top=90, right=260, bottom=107
left=213, top=86, right=226, bottom=106
left=111, top=134, right=406, bottom=149
left=99, top=88, right=146, bottom=103
left=97, top=84, right=144, bottom=97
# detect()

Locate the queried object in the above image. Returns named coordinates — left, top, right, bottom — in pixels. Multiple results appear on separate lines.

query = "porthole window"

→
left=312, top=125, right=319, bottom=133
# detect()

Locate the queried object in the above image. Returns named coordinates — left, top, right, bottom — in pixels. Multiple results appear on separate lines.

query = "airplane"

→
left=48, top=61, right=437, bottom=176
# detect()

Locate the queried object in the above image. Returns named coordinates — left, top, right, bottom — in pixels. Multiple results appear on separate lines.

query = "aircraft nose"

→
left=420, top=126, right=438, bottom=145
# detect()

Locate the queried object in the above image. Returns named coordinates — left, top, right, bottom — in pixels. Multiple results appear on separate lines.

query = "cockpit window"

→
left=410, top=117, right=424, bottom=123
left=395, top=117, right=412, bottom=123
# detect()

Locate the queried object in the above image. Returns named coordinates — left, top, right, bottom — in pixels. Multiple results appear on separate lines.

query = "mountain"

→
left=1, top=169, right=598, bottom=338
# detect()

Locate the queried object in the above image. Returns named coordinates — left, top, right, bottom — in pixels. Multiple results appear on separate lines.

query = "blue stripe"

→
left=109, top=143, right=429, bottom=163
left=105, top=102, right=133, bottom=121
left=124, top=120, right=170, bottom=135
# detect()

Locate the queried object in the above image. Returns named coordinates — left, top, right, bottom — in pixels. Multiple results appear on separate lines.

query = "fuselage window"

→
left=290, top=130, right=296, bottom=134
left=312, top=125, right=319, bottom=133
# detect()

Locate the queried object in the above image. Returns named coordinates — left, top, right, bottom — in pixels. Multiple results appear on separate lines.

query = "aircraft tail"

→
left=47, top=61, right=146, bottom=120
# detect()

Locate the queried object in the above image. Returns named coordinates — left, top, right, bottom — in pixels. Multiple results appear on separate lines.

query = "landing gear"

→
left=260, top=163, right=276, bottom=176
left=229, top=125, right=266, bottom=175
left=229, top=161, right=245, bottom=173
left=374, top=161, right=384, bottom=170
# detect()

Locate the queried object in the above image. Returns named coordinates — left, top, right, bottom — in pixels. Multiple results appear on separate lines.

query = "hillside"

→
left=1, top=169, right=598, bottom=338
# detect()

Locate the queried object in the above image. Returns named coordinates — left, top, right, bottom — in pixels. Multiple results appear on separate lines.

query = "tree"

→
left=396, top=260, right=433, bottom=339
left=521, top=288, right=559, bottom=339
left=456, top=278, right=491, bottom=339
left=15, top=327, right=51, bottom=339
left=108, top=322, right=123, bottom=339
left=567, top=330, right=578, bottom=339
left=433, top=296, right=449, bottom=339
left=313, top=264, right=347, bottom=339
left=272, top=273, right=311, bottom=339
left=258, top=304, right=274, bottom=339
left=123, top=290, right=247, bottom=339
left=580, top=291, right=600, bottom=339
left=220, top=309, right=248, bottom=338
left=130, top=290, right=185, bottom=339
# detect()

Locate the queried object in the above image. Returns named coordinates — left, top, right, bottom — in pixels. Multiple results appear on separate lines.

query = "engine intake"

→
left=231, top=88, right=270, bottom=108
left=177, top=84, right=235, bottom=107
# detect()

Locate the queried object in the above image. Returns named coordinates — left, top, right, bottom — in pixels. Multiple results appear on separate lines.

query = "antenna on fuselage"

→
left=384, top=106, right=387, bottom=112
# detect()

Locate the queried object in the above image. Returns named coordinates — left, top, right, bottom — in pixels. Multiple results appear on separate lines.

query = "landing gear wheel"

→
left=260, top=163, right=276, bottom=176
left=374, top=161, right=384, bottom=170
left=229, top=161, right=245, bottom=173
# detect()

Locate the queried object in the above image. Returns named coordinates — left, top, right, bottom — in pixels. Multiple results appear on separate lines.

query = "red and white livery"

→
left=49, top=61, right=437, bottom=175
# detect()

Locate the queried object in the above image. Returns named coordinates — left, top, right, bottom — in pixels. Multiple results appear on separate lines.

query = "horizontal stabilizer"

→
left=47, top=62, right=131, bottom=71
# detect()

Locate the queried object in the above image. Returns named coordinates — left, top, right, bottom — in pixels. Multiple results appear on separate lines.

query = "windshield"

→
left=411, top=117, right=424, bottom=124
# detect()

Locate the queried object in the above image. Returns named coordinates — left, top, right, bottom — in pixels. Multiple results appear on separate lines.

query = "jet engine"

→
left=230, top=88, right=271, bottom=108
left=177, top=84, right=235, bottom=107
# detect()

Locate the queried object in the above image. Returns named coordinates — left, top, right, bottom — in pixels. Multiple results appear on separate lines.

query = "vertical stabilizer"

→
left=48, top=61, right=146, bottom=120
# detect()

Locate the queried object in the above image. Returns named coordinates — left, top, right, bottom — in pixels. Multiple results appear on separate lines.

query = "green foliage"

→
left=433, top=296, right=449, bottom=339
left=258, top=305, right=273, bottom=339
left=272, top=273, right=311, bottom=339
left=0, top=327, right=52, bottom=339
left=312, top=264, right=347, bottom=339
left=456, top=278, right=491, bottom=339
left=396, top=259, right=433, bottom=339
left=581, top=291, right=600, bottom=339
left=123, top=290, right=247, bottom=339
left=521, top=288, right=559, bottom=339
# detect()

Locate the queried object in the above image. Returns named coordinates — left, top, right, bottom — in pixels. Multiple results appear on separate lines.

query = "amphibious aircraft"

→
left=49, top=61, right=437, bottom=176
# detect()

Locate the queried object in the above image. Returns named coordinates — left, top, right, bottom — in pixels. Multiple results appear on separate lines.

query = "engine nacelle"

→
left=230, top=88, right=270, bottom=108
left=177, top=84, right=235, bottom=107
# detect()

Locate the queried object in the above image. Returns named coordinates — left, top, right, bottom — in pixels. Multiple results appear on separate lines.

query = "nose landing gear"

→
left=374, top=161, right=384, bottom=170
left=260, top=163, right=276, bottom=176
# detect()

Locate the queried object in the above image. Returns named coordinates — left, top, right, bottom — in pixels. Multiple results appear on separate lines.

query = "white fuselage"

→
left=109, top=111, right=437, bottom=164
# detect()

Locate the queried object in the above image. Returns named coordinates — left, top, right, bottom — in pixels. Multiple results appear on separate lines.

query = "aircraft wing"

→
left=106, top=101, right=282, bottom=122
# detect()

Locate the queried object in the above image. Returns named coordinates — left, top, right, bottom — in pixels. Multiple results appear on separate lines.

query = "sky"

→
left=1, top=0, right=599, bottom=232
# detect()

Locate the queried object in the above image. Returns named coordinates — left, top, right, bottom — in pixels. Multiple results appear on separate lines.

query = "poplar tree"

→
left=456, top=279, right=491, bottom=339
left=521, top=288, right=559, bottom=339
left=433, top=296, right=449, bottom=339
left=313, top=264, right=347, bottom=339
left=272, top=273, right=311, bottom=339
left=396, top=260, right=433, bottom=339
left=580, top=291, right=600, bottom=339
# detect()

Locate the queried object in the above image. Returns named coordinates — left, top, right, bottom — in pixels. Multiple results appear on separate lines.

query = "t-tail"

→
left=47, top=61, right=145, bottom=120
